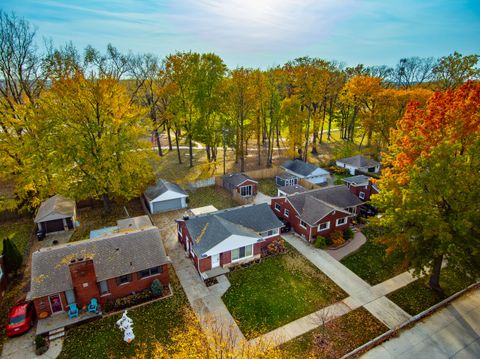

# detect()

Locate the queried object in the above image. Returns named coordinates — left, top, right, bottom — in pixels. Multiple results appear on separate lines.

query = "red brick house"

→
left=222, top=173, right=258, bottom=198
left=270, top=186, right=363, bottom=242
left=176, top=203, right=283, bottom=278
left=342, top=175, right=379, bottom=201
left=27, top=216, right=169, bottom=318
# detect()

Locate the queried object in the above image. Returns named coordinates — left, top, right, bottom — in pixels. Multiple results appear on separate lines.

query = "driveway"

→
left=326, top=230, right=367, bottom=261
left=1, top=331, right=63, bottom=359
left=362, top=287, right=480, bottom=358
left=253, top=192, right=271, bottom=205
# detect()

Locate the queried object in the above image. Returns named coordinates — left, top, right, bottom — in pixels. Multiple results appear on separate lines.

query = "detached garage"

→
left=144, top=179, right=188, bottom=214
left=34, top=195, right=77, bottom=234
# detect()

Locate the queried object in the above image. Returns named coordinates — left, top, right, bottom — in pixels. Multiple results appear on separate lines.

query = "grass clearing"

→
left=69, top=199, right=146, bottom=242
left=281, top=308, right=388, bottom=358
left=387, top=266, right=476, bottom=315
left=0, top=219, right=33, bottom=256
left=340, top=225, right=408, bottom=285
left=59, top=272, right=192, bottom=358
left=222, top=244, right=346, bottom=339
left=186, top=186, right=237, bottom=210
left=257, top=178, right=278, bottom=197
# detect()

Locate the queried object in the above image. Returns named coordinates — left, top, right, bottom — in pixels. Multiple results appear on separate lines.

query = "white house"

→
left=280, top=159, right=330, bottom=185
left=336, top=155, right=381, bottom=175
left=144, top=179, right=188, bottom=214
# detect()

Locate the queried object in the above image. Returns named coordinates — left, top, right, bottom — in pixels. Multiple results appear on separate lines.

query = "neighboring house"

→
left=342, top=175, right=379, bottom=201
left=271, top=185, right=363, bottom=242
left=277, top=184, right=307, bottom=197
left=176, top=203, right=283, bottom=277
left=336, top=155, right=381, bottom=175
left=0, top=255, right=6, bottom=300
left=280, top=159, right=330, bottom=185
left=222, top=173, right=258, bottom=197
left=27, top=216, right=169, bottom=318
left=275, top=172, right=299, bottom=187
left=144, top=179, right=188, bottom=214
left=34, top=195, right=76, bottom=234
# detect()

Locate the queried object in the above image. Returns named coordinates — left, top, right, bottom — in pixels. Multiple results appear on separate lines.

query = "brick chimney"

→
left=68, top=258, right=100, bottom=308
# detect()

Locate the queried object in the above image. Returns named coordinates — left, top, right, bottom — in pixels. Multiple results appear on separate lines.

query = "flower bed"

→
left=103, top=285, right=171, bottom=313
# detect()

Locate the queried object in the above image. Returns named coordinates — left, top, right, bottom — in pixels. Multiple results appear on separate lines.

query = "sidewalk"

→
left=326, top=231, right=367, bottom=261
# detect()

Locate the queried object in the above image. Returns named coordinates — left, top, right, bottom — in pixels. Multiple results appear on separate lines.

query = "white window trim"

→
left=299, top=220, right=307, bottom=229
left=317, top=221, right=330, bottom=231
left=240, top=185, right=253, bottom=197
left=231, top=245, right=253, bottom=263
left=284, top=209, right=289, bottom=217
left=260, top=228, right=280, bottom=239
left=275, top=203, right=281, bottom=212
left=359, top=191, right=365, bottom=200
left=336, top=217, right=347, bottom=226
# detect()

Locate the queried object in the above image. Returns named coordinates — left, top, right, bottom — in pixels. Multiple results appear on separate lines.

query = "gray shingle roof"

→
left=144, top=179, right=187, bottom=202
left=184, top=203, right=283, bottom=256
left=281, top=159, right=319, bottom=176
left=34, top=195, right=75, bottom=223
left=286, top=185, right=363, bottom=224
left=337, top=155, right=380, bottom=168
left=278, top=185, right=307, bottom=195
left=276, top=172, right=298, bottom=180
left=222, top=173, right=257, bottom=187
left=342, top=175, right=371, bottom=186
left=29, top=225, right=169, bottom=299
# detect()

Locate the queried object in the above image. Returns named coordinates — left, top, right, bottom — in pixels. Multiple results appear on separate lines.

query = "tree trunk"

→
left=175, top=128, right=182, bottom=164
left=429, top=255, right=444, bottom=294
left=188, top=135, right=193, bottom=168
left=257, top=114, right=261, bottom=166
left=206, top=145, right=211, bottom=162
left=102, top=193, right=112, bottom=215
left=240, top=117, right=245, bottom=172
left=153, top=129, right=163, bottom=156
left=167, top=126, right=173, bottom=150
left=319, top=100, right=327, bottom=145
left=304, top=107, right=311, bottom=162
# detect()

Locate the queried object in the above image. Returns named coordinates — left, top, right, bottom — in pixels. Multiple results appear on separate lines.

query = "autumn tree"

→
left=433, top=52, right=479, bottom=89
left=374, top=81, right=480, bottom=292
left=393, top=57, right=436, bottom=88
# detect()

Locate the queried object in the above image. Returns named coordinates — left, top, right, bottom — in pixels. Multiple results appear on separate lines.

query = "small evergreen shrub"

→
left=314, top=236, right=327, bottom=249
left=344, top=228, right=354, bottom=241
left=151, top=279, right=163, bottom=297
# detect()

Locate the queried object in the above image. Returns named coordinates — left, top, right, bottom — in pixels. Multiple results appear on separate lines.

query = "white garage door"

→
left=152, top=198, right=183, bottom=213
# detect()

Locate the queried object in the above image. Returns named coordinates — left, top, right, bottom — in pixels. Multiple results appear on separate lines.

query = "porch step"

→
left=48, top=328, right=65, bottom=341
left=49, top=327, right=65, bottom=335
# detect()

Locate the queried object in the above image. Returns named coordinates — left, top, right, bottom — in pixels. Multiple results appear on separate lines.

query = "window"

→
left=300, top=220, right=307, bottom=229
left=260, top=228, right=279, bottom=237
left=240, top=185, right=252, bottom=197
left=117, top=274, right=132, bottom=285
left=139, top=266, right=162, bottom=279
left=231, top=245, right=253, bottom=261
left=336, top=217, right=347, bottom=226
left=284, top=209, right=289, bottom=217
left=359, top=191, right=365, bottom=200
left=275, top=203, right=281, bottom=212
left=98, top=280, right=109, bottom=295
left=318, top=222, right=330, bottom=231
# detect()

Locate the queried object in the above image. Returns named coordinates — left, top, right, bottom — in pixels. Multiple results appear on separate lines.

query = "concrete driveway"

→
left=253, top=192, right=271, bottom=205
left=362, top=287, right=480, bottom=358
left=1, top=330, right=63, bottom=359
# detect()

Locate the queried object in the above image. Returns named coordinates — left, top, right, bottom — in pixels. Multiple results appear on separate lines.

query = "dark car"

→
left=360, top=203, right=378, bottom=217
left=6, top=302, right=35, bottom=337
left=280, top=218, right=291, bottom=233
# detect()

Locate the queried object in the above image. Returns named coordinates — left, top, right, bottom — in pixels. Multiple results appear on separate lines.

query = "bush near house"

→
left=314, top=236, right=327, bottom=249
left=330, top=230, right=345, bottom=247
left=343, top=228, right=354, bottom=241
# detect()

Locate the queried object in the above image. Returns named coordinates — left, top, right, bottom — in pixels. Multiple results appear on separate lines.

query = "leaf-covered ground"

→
left=222, top=244, right=346, bottom=339
left=387, top=266, right=476, bottom=315
left=186, top=186, right=238, bottom=210
left=340, top=225, right=409, bottom=285
left=59, top=272, right=192, bottom=358
left=0, top=219, right=33, bottom=255
left=281, top=308, right=388, bottom=358
left=257, top=178, right=278, bottom=197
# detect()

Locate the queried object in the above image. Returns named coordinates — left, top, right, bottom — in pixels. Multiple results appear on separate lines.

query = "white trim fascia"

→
left=203, top=234, right=260, bottom=257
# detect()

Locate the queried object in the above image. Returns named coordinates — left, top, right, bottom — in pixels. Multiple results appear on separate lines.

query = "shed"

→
left=275, top=172, right=299, bottom=187
left=280, top=159, right=330, bottom=185
left=336, top=155, right=381, bottom=175
left=144, top=179, right=188, bottom=214
left=34, top=195, right=76, bottom=234
left=222, top=173, right=258, bottom=197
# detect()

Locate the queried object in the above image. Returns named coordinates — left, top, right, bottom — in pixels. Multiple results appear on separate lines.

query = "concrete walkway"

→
left=326, top=231, right=367, bottom=261
left=362, top=287, right=480, bottom=358
left=253, top=192, right=271, bottom=205
left=283, top=234, right=412, bottom=329
left=1, top=331, right=63, bottom=359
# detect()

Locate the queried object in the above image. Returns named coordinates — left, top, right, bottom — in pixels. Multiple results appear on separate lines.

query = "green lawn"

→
left=59, top=273, right=192, bottom=358
left=69, top=199, right=146, bottom=242
left=281, top=308, right=388, bottom=358
left=186, top=186, right=237, bottom=210
left=257, top=178, right=278, bottom=196
left=387, top=266, right=476, bottom=315
left=333, top=173, right=351, bottom=185
left=222, top=244, right=346, bottom=339
left=340, top=225, right=408, bottom=285
left=0, top=219, right=33, bottom=256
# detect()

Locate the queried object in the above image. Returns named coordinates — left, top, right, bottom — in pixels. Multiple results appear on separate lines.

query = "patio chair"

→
left=87, top=298, right=98, bottom=313
left=68, top=303, right=79, bottom=319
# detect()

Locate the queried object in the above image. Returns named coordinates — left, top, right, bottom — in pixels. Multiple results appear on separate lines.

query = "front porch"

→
left=36, top=310, right=102, bottom=336
left=201, top=266, right=230, bottom=280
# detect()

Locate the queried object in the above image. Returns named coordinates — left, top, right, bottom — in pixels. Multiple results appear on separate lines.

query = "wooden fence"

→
left=298, top=178, right=321, bottom=190
left=187, top=177, right=216, bottom=190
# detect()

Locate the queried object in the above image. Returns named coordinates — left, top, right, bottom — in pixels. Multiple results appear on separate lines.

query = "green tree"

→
left=2, top=238, right=23, bottom=275
left=433, top=52, right=479, bottom=89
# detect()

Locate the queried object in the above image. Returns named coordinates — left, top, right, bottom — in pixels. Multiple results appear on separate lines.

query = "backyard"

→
left=59, top=273, right=193, bottom=358
left=257, top=178, right=278, bottom=197
left=222, top=244, right=346, bottom=339
left=186, top=186, right=237, bottom=210
left=0, top=219, right=33, bottom=256
left=281, top=308, right=388, bottom=358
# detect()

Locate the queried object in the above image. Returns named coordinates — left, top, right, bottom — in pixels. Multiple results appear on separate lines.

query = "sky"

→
left=2, top=0, right=479, bottom=69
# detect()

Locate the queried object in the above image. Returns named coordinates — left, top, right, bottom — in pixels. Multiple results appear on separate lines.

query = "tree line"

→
left=0, top=11, right=479, bottom=213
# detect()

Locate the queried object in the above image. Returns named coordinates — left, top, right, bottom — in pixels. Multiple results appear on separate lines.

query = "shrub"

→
left=35, top=335, right=48, bottom=355
left=151, top=279, right=163, bottom=297
left=264, top=238, right=287, bottom=257
left=2, top=237, right=23, bottom=275
left=314, top=236, right=327, bottom=249
left=330, top=230, right=345, bottom=247
left=344, top=228, right=354, bottom=241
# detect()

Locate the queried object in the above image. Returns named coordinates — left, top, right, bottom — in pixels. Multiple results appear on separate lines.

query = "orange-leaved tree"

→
left=374, top=81, right=480, bottom=293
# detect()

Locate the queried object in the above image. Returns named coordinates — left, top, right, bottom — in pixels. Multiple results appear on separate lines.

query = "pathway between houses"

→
left=326, top=231, right=367, bottom=261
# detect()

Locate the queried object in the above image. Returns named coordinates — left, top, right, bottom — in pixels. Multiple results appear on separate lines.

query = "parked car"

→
left=280, top=218, right=291, bottom=233
left=6, top=301, right=35, bottom=337
left=360, top=203, right=378, bottom=217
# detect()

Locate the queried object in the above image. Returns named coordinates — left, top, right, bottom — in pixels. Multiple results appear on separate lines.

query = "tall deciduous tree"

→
left=433, top=52, right=479, bottom=89
left=374, top=81, right=480, bottom=292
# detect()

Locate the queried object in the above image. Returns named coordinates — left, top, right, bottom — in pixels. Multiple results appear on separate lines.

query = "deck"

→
left=36, top=311, right=102, bottom=335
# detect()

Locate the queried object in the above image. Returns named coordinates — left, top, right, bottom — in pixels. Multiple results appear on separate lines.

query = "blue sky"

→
left=2, top=0, right=479, bottom=69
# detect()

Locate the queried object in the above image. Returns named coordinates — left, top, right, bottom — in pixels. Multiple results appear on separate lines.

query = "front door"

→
left=211, top=254, right=220, bottom=268
left=49, top=294, right=63, bottom=314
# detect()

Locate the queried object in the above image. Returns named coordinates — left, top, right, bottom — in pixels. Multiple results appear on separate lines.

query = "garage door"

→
left=44, top=219, right=65, bottom=233
left=152, top=198, right=183, bottom=213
